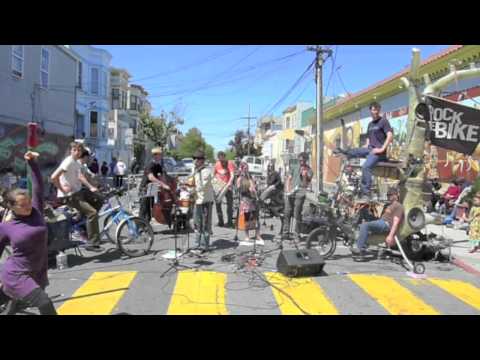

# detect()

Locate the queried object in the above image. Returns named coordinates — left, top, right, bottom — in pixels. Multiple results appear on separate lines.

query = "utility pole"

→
left=241, top=104, right=257, bottom=156
left=307, top=45, right=332, bottom=195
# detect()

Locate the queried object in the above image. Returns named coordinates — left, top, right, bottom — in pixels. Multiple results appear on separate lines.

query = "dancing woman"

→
left=0, top=151, right=57, bottom=315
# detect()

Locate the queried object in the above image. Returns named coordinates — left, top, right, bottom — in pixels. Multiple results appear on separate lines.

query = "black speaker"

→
left=276, top=249, right=325, bottom=278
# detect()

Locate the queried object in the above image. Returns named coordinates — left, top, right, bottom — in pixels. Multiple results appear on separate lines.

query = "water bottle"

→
left=56, top=251, right=68, bottom=270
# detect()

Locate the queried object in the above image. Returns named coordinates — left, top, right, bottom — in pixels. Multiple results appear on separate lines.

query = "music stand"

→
left=160, top=204, right=193, bottom=278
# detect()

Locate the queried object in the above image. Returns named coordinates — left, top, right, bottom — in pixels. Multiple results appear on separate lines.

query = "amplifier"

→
left=276, top=249, right=325, bottom=278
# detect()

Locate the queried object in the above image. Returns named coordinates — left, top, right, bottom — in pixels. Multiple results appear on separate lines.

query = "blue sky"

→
left=98, top=45, right=449, bottom=152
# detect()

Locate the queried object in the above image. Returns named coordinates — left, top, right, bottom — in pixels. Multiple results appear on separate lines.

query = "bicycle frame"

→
left=99, top=194, right=131, bottom=235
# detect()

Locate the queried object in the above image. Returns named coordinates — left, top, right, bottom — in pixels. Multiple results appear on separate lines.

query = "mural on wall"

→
left=323, top=121, right=362, bottom=184
left=0, top=122, right=71, bottom=182
left=322, top=99, right=480, bottom=187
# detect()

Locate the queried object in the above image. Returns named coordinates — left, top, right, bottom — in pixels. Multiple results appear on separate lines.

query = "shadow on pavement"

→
left=60, top=248, right=130, bottom=268
left=211, top=239, right=238, bottom=250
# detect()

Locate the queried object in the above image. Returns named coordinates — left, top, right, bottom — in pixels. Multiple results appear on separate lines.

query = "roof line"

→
left=330, top=45, right=464, bottom=109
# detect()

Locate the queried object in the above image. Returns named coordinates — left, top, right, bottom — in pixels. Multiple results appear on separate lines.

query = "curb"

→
left=451, top=257, right=480, bottom=276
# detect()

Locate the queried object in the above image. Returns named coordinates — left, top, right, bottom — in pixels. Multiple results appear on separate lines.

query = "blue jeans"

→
left=345, top=147, right=387, bottom=195
left=194, top=202, right=213, bottom=249
left=357, top=219, right=390, bottom=250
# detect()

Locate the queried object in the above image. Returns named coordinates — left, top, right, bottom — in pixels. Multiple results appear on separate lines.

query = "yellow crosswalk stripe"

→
left=348, top=274, right=440, bottom=315
left=167, top=271, right=228, bottom=315
left=428, top=278, right=480, bottom=311
left=265, top=272, right=338, bottom=315
left=57, top=272, right=137, bottom=315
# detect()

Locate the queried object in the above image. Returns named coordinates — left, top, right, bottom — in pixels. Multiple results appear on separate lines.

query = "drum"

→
left=177, top=189, right=193, bottom=215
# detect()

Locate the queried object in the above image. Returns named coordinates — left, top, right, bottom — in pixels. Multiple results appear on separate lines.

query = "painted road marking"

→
left=57, top=272, right=137, bottom=315
left=167, top=271, right=228, bottom=315
left=265, top=272, right=338, bottom=315
left=348, top=274, right=439, bottom=315
left=428, top=278, right=480, bottom=311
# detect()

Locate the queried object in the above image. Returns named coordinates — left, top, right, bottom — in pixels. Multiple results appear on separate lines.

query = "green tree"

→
left=224, top=149, right=236, bottom=161
left=228, top=130, right=262, bottom=158
left=140, top=110, right=183, bottom=151
left=175, top=128, right=215, bottom=162
left=133, top=143, right=145, bottom=164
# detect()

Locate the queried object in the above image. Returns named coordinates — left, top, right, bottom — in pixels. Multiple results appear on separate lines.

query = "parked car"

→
left=182, top=158, right=194, bottom=174
left=174, top=160, right=190, bottom=173
left=163, top=157, right=177, bottom=173
left=242, top=156, right=264, bottom=178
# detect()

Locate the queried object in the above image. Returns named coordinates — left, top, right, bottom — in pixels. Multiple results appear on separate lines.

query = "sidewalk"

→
left=427, top=224, right=480, bottom=274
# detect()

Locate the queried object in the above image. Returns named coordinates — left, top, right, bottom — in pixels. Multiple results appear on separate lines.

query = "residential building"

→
left=278, top=102, right=312, bottom=171
left=109, top=67, right=136, bottom=168
left=257, top=115, right=283, bottom=172
left=129, top=83, right=152, bottom=164
left=0, top=45, right=78, bottom=176
left=67, top=45, right=112, bottom=164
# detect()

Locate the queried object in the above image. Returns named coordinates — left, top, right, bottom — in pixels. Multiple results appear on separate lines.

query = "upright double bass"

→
left=152, top=172, right=177, bottom=227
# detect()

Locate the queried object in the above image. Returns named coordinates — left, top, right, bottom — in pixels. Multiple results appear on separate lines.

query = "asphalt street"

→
left=38, top=217, right=480, bottom=315
left=2, top=187, right=480, bottom=315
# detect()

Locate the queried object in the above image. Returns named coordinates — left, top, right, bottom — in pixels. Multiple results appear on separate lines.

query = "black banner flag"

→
left=415, top=95, right=480, bottom=155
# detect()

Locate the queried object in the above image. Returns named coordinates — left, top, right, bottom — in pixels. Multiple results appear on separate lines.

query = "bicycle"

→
left=60, top=187, right=154, bottom=258
left=304, top=157, right=382, bottom=258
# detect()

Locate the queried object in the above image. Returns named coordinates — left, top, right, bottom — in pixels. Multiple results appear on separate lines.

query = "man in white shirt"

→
left=51, top=142, right=103, bottom=252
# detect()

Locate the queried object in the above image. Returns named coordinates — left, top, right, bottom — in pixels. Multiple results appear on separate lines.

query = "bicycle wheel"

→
left=116, top=216, right=154, bottom=258
left=305, top=226, right=337, bottom=259
left=102, top=211, right=131, bottom=244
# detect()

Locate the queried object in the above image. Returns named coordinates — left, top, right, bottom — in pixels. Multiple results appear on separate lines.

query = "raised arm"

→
left=25, top=152, right=44, bottom=213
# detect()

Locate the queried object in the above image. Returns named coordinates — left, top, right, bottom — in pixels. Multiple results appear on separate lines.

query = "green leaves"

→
left=176, top=128, right=215, bottom=162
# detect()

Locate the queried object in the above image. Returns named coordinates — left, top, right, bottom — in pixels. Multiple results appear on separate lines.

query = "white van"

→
left=242, top=156, right=264, bottom=177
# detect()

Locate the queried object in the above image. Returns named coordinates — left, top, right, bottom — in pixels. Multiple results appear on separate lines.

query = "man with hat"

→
left=139, top=147, right=172, bottom=223
left=282, top=152, right=313, bottom=241
left=351, top=187, right=405, bottom=257
left=191, top=149, right=215, bottom=254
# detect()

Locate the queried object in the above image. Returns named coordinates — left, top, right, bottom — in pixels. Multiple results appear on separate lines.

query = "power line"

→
left=144, top=49, right=308, bottom=97
left=291, top=71, right=315, bottom=104
left=137, top=48, right=307, bottom=91
left=129, top=46, right=243, bottom=82
left=26, top=48, right=306, bottom=101
left=259, top=59, right=316, bottom=118
left=153, top=52, right=307, bottom=100
left=325, top=45, right=339, bottom=97
left=336, top=65, right=352, bottom=96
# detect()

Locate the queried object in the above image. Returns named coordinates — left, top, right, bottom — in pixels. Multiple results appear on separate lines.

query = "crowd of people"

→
left=2, top=99, right=480, bottom=315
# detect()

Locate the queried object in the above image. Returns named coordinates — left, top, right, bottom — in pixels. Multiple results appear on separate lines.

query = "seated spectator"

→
left=350, top=187, right=404, bottom=257
left=438, top=180, right=461, bottom=214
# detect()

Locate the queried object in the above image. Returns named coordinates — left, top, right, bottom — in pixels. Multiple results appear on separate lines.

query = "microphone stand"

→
left=160, top=199, right=193, bottom=278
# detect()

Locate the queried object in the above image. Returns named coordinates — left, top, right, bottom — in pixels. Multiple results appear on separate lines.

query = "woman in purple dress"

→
left=0, top=151, right=57, bottom=315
